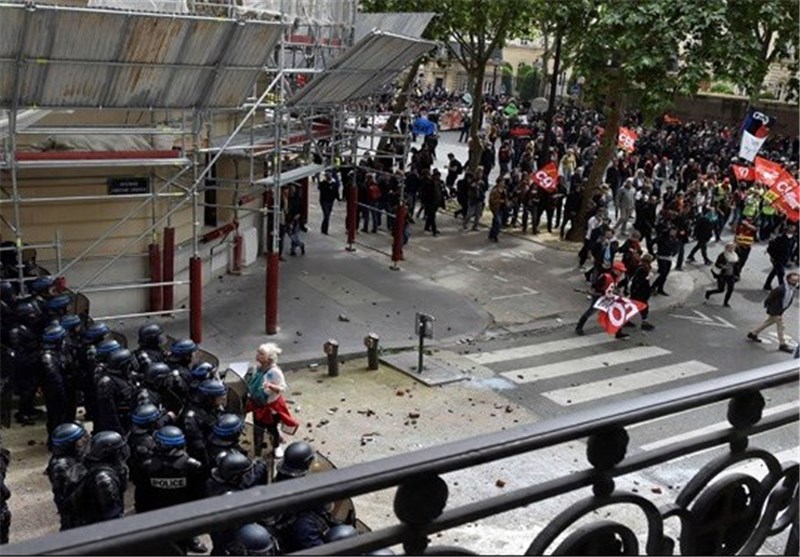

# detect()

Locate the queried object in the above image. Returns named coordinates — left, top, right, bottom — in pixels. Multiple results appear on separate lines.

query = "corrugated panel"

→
left=0, top=2, right=284, bottom=109
left=354, top=12, right=435, bottom=43
left=287, top=31, right=436, bottom=107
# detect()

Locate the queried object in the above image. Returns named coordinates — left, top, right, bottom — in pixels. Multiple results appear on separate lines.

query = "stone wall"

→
left=670, top=94, right=799, bottom=136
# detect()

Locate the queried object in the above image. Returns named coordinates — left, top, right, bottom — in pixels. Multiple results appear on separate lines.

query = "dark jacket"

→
left=767, top=233, right=794, bottom=266
left=764, top=284, right=797, bottom=316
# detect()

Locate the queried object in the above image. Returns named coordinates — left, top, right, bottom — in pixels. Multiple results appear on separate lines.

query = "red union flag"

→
left=594, top=295, right=647, bottom=335
left=732, top=164, right=755, bottom=182
left=532, top=162, right=559, bottom=192
left=618, top=127, right=638, bottom=152
left=764, top=170, right=800, bottom=222
left=754, top=156, right=783, bottom=186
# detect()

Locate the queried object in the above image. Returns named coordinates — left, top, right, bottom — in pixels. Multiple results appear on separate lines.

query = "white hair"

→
left=257, top=342, right=282, bottom=362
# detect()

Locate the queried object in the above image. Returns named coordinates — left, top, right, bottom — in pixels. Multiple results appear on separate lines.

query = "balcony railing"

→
left=6, top=359, right=798, bottom=555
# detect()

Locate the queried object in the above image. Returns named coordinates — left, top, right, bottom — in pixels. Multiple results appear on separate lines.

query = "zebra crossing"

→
left=460, top=331, right=799, bottom=475
left=463, top=333, right=719, bottom=408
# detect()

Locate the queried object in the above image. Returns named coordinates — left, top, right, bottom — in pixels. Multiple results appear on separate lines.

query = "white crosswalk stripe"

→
left=637, top=402, right=798, bottom=452
left=464, top=333, right=614, bottom=364
left=499, top=346, right=671, bottom=384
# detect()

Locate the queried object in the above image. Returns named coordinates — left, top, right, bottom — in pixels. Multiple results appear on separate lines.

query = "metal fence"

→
left=6, top=359, right=798, bottom=556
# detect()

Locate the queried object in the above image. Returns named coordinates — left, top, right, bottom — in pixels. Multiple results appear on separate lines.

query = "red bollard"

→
left=148, top=243, right=163, bottom=312
left=300, top=178, right=309, bottom=228
left=391, top=204, right=407, bottom=269
left=232, top=227, right=243, bottom=274
left=189, top=256, right=202, bottom=343
left=162, top=226, right=175, bottom=311
left=346, top=184, right=357, bottom=250
left=266, top=252, right=279, bottom=335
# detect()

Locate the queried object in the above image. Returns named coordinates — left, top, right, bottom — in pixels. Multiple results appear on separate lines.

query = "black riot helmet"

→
left=108, top=348, right=137, bottom=374
left=275, top=442, right=315, bottom=480
left=190, top=362, right=216, bottom=381
left=325, top=524, right=359, bottom=543
left=213, top=451, right=253, bottom=484
left=13, top=299, right=42, bottom=327
left=83, top=322, right=110, bottom=343
left=29, top=275, right=55, bottom=296
left=86, top=431, right=129, bottom=464
left=145, top=362, right=172, bottom=386
left=233, top=523, right=279, bottom=556
left=131, top=403, right=163, bottom=427
left=138, top=323, right=165, bottom=349
left=153, top=425, right=186, bottom=451
left=197, top=379, right=227, bottom=408
left=212, top=413, right=244, bottom=441
left=49, top=422, right=90, bottom=457
left=42, top=324, right=67, bottom=345
left=95, top=339, right=122, bottom=363
left=60, top=313, right=82, bottom=332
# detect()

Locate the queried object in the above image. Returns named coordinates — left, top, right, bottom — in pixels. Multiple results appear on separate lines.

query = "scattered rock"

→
left=27, top=440, right=36, bottom=446
left=651, top=486, right=662, bottom=494
left=308, top=363, right=319, bottom=370
left=338, top=314, right=350, bottom=322
left=296, top=331, right=303, bottom=336
left=317, top=419, right=329, bottom=427
left=495, top=479, right=506, bottom=488
left=396, top=390, right=404, bottom=396
left=505, top=405, right=513, bottom=413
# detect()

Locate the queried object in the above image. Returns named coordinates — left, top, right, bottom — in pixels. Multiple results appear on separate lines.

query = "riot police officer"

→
left=272, top=442, right=340, bottom=553
left=207, top=413, right=246, bottom=467
left=168, top=338, right=198, bottom=382
left=40, top=324, right=69, bottom=433
left=29, top=274, right=56, bottom=300
left=76, top=322, right=112, bottom=421
left=180, top=378, right=227, bottom=468
left=139, top=362, right=186, bottom=416
left=59, top=431, right=129, bottom=529
left=94, top=349, right=138, bottom=434
left=134, top=323, right=168, bottom=369
left=128, top=403, right=169, bottom=513
left=59, top=314, right=83, bottom=421
left=8, top=299, right=44, bottom=424
left=206, top=451, right=268, bottom=497
left=43, top=293, right=72, bottom=328
left=188, top=361, right=216, bottom=391
left=46, top=422, right=90, bottom=530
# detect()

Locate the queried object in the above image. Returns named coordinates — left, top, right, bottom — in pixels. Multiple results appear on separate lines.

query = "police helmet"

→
left=154, top=425, right=186, bottom=449
left=234, top=523, right=279, bottom=556
left=45, top=294, right=72, bottom=310
left=30, top=275, right=55, bottom=294
left=13, top=300, right=41, bottom=325
left=43, top=324, right=67, bottom=343
left=0, top=280, right=14, bottom=302
left=50, top=422, right=88, bottom=449
left=60, top=314, right=82, bottom=331
left=214, top=451, right=253, bottom=482
left=108, top=348, right=136, bottom=371
left=212, top=413, right=244, bottom=439
left=190, top=361, right=215, bottom=380
left=198, top=379, right=226, bottom=398
left=87, top=431, right=129, bottom=463
left=95, top=339, right=122, bottom=359
left=145, top=362, right=172, bottom=384
left=170, top=338, right=198, bottom=356
left=131, top=403, right=163, bottom=426
left=325, top=524, right=359, bottom=543
left=138, top=323, right=165, bottom=347
left=83, top=322, right=110, bottom=341
left=276, top=442, right=315, bottom=479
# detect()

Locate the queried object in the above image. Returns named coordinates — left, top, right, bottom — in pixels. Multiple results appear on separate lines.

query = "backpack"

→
left=246, top=368, right=269, bottom=407
left=367, top=183, right=382, bottom=202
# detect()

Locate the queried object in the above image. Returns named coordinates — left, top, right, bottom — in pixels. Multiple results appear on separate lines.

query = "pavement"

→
left=4, top=130, right=793, bottom=554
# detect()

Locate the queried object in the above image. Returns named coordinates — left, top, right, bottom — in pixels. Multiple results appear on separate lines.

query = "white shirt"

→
left=260, top=364, right=286, bottom=404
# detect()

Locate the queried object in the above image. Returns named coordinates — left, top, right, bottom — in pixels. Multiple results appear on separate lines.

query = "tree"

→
left=711, top=0, right=799, bottom=103
left=517, top=63, right=541, bottom=101
left=558, top=0, right=729, bottom=241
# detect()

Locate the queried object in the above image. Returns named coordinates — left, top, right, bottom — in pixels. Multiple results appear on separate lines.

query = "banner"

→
left=754, top=156, right=783, bottom=186
left=594, top=295, right=648, bottom=335
left=738, top=109, right=771, bottom=162
left=618, top=127, right=638, bottom=153
left=763, top=170, right=800, bottom=223
left=532, top=162, right=559, bottom=192
left=731, top=164, right=755, bottom=182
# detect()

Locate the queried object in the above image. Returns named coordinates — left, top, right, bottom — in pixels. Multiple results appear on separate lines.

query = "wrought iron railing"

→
left=6, top=360, right=799, bottom=555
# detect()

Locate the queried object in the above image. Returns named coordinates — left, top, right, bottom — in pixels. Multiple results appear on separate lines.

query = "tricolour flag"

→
left=738, top=109, right=771, bottom=162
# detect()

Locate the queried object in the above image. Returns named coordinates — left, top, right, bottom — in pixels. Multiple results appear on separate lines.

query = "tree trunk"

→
left=538, top=28, right=562, bottom=168
left=565, top=88, right=623, bottom=242
left=467, top=62, right=488, bottom=173
left=539, top=30, right=551, bottom=98
left=376, top=57, right=423, bottom=157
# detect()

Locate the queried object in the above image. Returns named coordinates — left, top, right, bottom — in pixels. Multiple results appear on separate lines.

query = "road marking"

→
left=542, top=360, right=717, bottom=406
left=491, top=291, right=539, bottom=300
left=464, top=333, right=615, bottom=364
left=500, top=346, right=671, bottom=384
left=443, top=255, right=455, bottom=261
left=466, top=265, right=481, bottom=272
left=669, top=310, right=736, bottom=329
left=493, top=275, right=509, bottom=283
left=665, top=444, right=799, bottom=477
left=418, top=246, right=431, bottom=252
left=638, top=402, right=798, bottom=452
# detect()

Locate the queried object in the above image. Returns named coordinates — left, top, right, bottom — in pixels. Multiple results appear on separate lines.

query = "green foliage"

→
left=709, top=81, right=735, bottom=94
left=517, top=63, right=541, bottom=100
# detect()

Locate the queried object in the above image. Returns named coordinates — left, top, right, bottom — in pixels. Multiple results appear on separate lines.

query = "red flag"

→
left=763, top=170, right=800, bottom=222
left=594, top=295, right=648, bottom=335
left=618, top=127, right=638, bottom=153
left=754, top=156, right=783, bottom=186
left=731, top=164, right=755, bottom=182
left=532, top=162, right=559, bottom=192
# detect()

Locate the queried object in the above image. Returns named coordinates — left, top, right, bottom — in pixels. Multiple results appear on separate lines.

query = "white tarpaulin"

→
left=87, top=0, right=188, bottom=13
left=240, top=0, right=354, bottom=23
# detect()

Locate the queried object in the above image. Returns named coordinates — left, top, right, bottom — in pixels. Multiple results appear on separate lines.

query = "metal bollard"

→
left=323, top=339, right=339, bottom=377
left=364, top=333, right=379, bottom=370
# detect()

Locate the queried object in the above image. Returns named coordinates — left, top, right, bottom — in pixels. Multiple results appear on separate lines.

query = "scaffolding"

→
left=0, top=0, right=435, bottom=339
